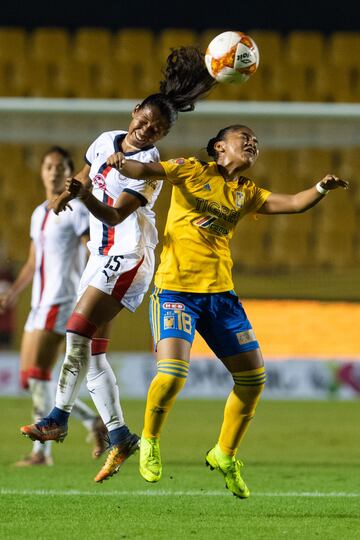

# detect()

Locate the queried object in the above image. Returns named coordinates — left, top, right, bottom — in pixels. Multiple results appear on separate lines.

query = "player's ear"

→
left=214, top=140, right=225, bottom=153
left=132, top=104, right=141, bottom=118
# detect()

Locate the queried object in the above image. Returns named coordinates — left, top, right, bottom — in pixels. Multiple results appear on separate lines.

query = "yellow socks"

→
left=143, top=359, right=189, bottom=439
left=218, top=366, right=266, bottom=456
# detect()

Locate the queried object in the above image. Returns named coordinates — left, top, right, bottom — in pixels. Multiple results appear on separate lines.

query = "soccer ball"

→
left=205, top=31, right=259, bottom=84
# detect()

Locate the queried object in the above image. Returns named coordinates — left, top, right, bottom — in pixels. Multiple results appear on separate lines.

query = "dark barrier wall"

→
left=2, top=0, right=359, bottom=32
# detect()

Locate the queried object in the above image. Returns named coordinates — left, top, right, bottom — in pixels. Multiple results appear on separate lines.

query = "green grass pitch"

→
left=0, top=398, right=359, bottom=539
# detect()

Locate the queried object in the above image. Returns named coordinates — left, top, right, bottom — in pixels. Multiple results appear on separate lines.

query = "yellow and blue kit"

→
left=150, top=157, right=271, bottom=357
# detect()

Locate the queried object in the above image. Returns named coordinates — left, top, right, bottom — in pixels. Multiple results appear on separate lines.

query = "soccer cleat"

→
left=205, top=445, right=250, bottom=499
left=139, top=435, right=162, bottom=483
left=14, top=452, right=54, bottom=467
left=94, top=433, right=140, bottom=483
left=20, top=418, right=68, bottom=444
left=90, top=417, right=108, bottom=459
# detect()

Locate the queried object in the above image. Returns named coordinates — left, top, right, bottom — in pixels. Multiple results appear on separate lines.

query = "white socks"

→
left=55, top=333, right=91, bottom=413
left=28, top=377, right=54, bottom=457
left=86, top=353, right=125, bottom=432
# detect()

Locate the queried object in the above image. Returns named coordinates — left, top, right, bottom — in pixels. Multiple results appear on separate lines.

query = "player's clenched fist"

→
left=319, top=174, right=349, bottom=191
left=106, top=152, right=126, bottom=171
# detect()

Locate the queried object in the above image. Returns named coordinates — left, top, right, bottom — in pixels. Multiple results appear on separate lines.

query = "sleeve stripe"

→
left=123, top=188, right=148, bottom=207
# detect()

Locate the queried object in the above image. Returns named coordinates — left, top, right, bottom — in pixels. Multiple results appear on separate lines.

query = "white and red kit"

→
left=25, top=199, right=89, bottom=334
left=77, top=130, right=162, bottom=312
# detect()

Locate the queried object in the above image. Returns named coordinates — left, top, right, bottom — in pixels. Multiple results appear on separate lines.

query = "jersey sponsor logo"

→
left=162, top=302, right=185, bottom=310
left=236, top=191, right=245, bottom=208
left=195, top=198, right=240, bottom=224
left=236, top=329, right=257, bottom=345
left=193, top=215, right=229, bottom=236
left=194, top=215, right=217, bottom=228
left=203, top=183, right=211, bottom=191
left=93, top=173, right=107, bottom=191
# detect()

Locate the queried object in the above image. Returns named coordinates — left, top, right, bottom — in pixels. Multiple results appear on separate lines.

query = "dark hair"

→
left=206, top=125, right=250, bottom=158
left=139, top=46, right=215, bottom=126
left=41, top=146, right=74, bottom=174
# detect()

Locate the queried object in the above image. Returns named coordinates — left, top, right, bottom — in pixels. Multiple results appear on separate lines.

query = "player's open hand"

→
left=319, top=175, right=350, bottom=191
left=106, top=152, right=126, bottom=171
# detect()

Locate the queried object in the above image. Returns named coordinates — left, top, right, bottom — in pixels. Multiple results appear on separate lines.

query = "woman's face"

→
left=126, top=105, right=171, bottom=149
left=218, top=127, right=259, bottom=169
left=41, top=152, right=72, bottom=196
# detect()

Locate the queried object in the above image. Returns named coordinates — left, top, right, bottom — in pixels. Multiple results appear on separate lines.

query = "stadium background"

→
left=0, top=1, right=359, bottom=398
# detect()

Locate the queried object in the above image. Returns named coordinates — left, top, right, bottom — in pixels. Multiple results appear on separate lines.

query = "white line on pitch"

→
left=1, top=488, right=359, bottom=497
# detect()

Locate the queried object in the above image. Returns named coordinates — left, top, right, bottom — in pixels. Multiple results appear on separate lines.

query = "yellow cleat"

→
left=139, top=435, right=162, bottom=483
left=205, top=445, right=250, bottom=499
left=94, top=433, right=140, bottom=483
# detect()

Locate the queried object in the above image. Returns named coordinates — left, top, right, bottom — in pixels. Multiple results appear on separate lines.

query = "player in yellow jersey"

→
left=64, top=124, right=349, bottom=497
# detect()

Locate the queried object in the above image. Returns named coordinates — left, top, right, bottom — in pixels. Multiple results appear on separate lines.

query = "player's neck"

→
left=217, top=162, right=248, bottom=182
left=121, top=135, right=142, bottom=153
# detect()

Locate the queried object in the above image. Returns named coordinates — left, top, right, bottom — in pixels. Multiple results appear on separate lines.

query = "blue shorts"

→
left=149, top=288, right=259, bottom=358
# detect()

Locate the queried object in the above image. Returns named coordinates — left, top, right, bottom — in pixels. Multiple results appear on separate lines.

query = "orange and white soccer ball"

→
left=205, top=31, right=259, bottom=84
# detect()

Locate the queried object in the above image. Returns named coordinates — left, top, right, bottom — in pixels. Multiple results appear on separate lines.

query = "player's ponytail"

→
left=139, top=46, right=215, bottom=126
left=159, top=46, right=215, bottom=112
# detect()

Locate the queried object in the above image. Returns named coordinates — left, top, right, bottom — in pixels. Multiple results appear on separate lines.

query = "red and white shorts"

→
left=77, top=247, right=155, bottom=312
left=24, top=301, right=75, bottom=335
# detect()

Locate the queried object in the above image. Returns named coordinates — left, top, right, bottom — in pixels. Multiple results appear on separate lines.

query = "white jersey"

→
left=30, top=199, right=89, bottom=308
left=85, top=130, right=162, bottom=256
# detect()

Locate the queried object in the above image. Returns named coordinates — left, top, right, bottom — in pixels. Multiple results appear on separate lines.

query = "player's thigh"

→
left=220, top=347, right=264, bottom=373
left=31, top=329, right=64, bottom=371
left=197, top=291, right=260, bottom=360
left=157, top=337, right=192, bottom=362
left=76, top=253, right=150, bottom=326
left=94, top=321, right=112, bottom=339
left=19, top=331, right=38, bottom=371
left=75, top=285, right=123, bottom=327
left=149, top=288, right=198, bottom=362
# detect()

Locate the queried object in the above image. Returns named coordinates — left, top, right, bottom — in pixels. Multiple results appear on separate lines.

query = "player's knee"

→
left=154, top=358, right=190, bottom=399
left=66, top=312, right=98, bottom=339
left=232, top=366, right=266, bottom=408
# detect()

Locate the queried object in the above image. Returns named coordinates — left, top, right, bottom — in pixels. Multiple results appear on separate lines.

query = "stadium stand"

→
left=0, top=28, right=358, bottom=272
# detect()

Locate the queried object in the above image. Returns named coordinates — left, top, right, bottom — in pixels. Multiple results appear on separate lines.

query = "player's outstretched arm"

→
left=259, top=175, right=349, bottom=215
left=106, top=153, right=165, bottom=180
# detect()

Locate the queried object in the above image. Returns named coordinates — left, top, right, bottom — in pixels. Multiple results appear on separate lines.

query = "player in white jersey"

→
left=20, top=46, right=216, bottom=482
left=0, top=147, right=106, bottom=466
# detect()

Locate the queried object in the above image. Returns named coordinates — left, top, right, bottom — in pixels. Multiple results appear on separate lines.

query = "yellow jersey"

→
left=154, top=157, right=271, bottom=293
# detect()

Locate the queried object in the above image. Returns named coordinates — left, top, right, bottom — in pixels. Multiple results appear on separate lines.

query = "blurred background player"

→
left=20, top=47, right=215, bottom=482
left=102, top=123, right=349, bottom=497
left=0, top=146, right=106, bottom=466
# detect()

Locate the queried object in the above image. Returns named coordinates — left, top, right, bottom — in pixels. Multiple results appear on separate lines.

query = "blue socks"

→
left=108, top=425, right=131, bottom=446
left=48, top=406, right=70, bottom=426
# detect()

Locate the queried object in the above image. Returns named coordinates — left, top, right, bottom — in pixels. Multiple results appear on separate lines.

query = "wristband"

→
left=315, top=181, right=329, bottom=195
